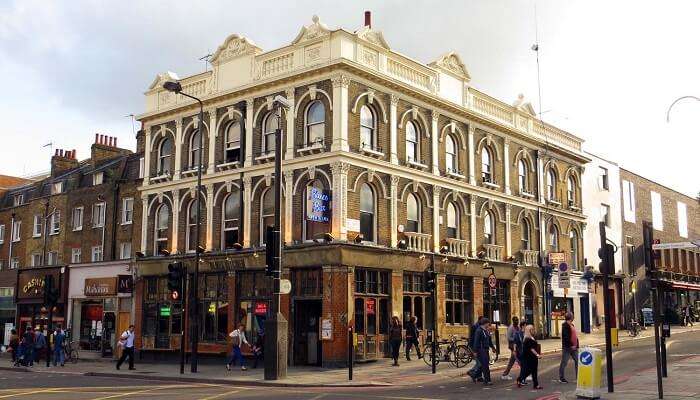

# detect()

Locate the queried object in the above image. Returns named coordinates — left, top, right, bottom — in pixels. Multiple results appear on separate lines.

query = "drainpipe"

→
left=534, top=150, right=550, bottom=338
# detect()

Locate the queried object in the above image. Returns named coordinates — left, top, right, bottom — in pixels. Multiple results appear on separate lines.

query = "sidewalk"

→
left=1, top=325, right=697, bottom=388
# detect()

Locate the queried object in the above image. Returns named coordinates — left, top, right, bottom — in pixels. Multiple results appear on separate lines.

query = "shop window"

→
left=237, top=271, right=272, bottom=342
left=483, top=279, right=510, bottom=324
left=354, top=298, right=365, bottom=333
left=379, top=298, right=389, bottom=334
left=292, top=269, right=322, bottom=297
left=142, top=276, right=182, bottom=349
left=198, top=273, right=229, bottom=342
left=403, top=272, right=429, bottom=328
left=446, top=276, right=473, bottom=325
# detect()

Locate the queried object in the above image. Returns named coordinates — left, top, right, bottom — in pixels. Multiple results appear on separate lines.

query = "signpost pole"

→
left=644, top=221, right=663, bottom=399
left=599, top=221, right=614, bottom=393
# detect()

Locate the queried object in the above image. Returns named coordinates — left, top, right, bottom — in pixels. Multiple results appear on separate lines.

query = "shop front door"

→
left=293, top=299, right=322, bottom=366
left=354, top=297, right=389, bottom=361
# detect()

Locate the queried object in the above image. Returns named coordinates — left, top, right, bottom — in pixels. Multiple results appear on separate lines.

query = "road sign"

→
left=488, top=274, right=497, bottom=289
left=558, top=262, right=571, bottom=289
left=171, top=290, right=180, bottom=301
left=548, top=252, right=566, bottom=265
left=279, top=279, right=292, bottom=295
left=580, top=350, right=593, bottom=366
left=652, top=241, right=698, bottom=250
left=576, top=347, right=602, bottom=399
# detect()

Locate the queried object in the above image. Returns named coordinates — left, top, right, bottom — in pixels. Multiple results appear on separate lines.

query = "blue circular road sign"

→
left=580, top=351, right=593, bottom=366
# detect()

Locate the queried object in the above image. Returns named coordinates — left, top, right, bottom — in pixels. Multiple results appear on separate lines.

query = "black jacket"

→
left=405, top=321, right=419, bottom=339
left=561, top=322, right=579, bottom=348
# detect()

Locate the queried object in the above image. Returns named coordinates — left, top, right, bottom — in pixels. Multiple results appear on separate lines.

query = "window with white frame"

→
left=50, top=210, right=60, bottom=235
left=186, top=199, right=203, bottom=252
left=360, top=105, right=376, bottom=150
left=569, top=230, right=579, bottom=270
left=120, top=242, right=132, bottom=259
left=406, top=193, right=420, bottom=233
left=481, top=148, right=493, bottom=183
left=93, top=171, right=104, bottom=186
left=92, top=202, right=105, bottom=227
left=31, top=253, right=42, bottom=267
left=72, top=207, right=84, bottom=230
left=158, top=137, right=173, bottom=174
left=445, top=135, right=457, bottom=173
left=47, top=251, right=58, bottom=266
left=189, top=129, right=203, bottom=169
left=600, top=203, right=611, bottom=227
left=13, top=194, right=23, bottom=206
left=518, top=159, right=528, bottom=193
left=91, top=246, right=103, bottom=262
left=446, top=202, right=458, bottom=239
left=567, top=176, right=576, bottom=205
left=122, top=198, right=134, bottom=224
left=222, top=190, right=241, bottom=250
left=262, top=112, right=278, bottom=154
left=622, top=180, right=636, bottom=223
left=548, top=224, right=559, bottom=252
left=71, top=248, right=82, bottom=263
left=359, top=183, right=375, bottom=242
left=483, top=211, right=495, bottom=245
left=10, top=258, right=19, bottom=269
left=406, top=121, right=419, bottom=162
left=224, top=121, right=241, bottom=163
left=138, top=156, right=145, bottom=178
left=599, top=167, right=609, bottom=190
left=51, top=181, right=63, bottom=194
left=677, top=202, right=688, bottom=238
left=651, top=191, right=663, bottom=230
left=521, top=219, right=531, bottom=250
left=305, top=100, right=325, bottom=146
left=0, top=224, right=4, bottom=244
left=11, top=221, right=21, bottom=242
left=33, top=214, right=42, bottom=237
left=547, top=169, right=557, bottom=201
left=260, top=189, right=274, bottom=244
left=155, top=203, right=170, bottom=254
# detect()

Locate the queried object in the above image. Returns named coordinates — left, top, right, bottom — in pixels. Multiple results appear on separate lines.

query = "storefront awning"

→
left=669, top=281, right=700, bottom=291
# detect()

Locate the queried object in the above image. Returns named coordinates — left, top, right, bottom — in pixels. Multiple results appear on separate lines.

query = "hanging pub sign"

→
left=117, top=275, right=133, bottom=294
left=306, top=187, right=331, bottom=223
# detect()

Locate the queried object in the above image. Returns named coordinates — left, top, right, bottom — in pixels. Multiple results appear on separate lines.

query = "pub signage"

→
left=118, top=275, right=133, bottom=294
left=84, top=277, right=117, bottom=296
left=306, top=187, right=331, bottom=223
left=17, top=269, right=61, bottom=300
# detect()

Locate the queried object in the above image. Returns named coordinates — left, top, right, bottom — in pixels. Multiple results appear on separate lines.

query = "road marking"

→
left=87, top=385, right=196, bottom=400
left=197, top=389, right=242, bottom=400
left=0, top=388, right=59, bottom=398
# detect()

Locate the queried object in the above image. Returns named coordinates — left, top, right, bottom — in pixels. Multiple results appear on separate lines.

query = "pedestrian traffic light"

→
left=425, top=270, right=437, bottom=291
left=265, top=226, right=275, bottom=277
left=167, top=262, right=183, bottom=300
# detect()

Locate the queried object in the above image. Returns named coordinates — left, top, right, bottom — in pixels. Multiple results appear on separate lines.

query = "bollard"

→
left=348, top=327, right=353, bottom=381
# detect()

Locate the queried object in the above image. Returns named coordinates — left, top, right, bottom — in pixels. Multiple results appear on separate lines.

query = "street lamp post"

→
left=163, top=78, right=204, bottom=373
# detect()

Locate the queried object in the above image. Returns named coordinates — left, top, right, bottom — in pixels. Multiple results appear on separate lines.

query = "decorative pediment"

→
left=210, top=34, right=261, bottom=65
left=292, top=15, right=331, bottom=45
left=148, top=71, right=180, bottom=91
left=429, top=52, right=470, bottom=82
left=356, top=26, right=390, bottom=50
left=513, top=94, right=536, bottom=116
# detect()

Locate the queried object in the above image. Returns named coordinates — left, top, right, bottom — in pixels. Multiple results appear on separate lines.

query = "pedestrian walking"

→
left=501, top=316, right=520, bottom=380
left=474, top=318, right=496, bottom=386
left=33, top=326, right=46, bottom=364
left=404, top=316, right=422, bottom=361
left=8, top=329, right=19, bottom=365
left=22, top=326, right=34, bottom=367
left=53, top=325, right=66, bottom=367
left=252, top=329, right=264, bottom=369
left=517, top=324, right=543, bottom=389
left=467, top=316, right=483, bottom=382
left=558, top=312, right=579, bottom=383
left=116, top=325, right=136, bottom=370
left=389, top=316, right=403, bottom=366
left=226, top=324, right=249, bottom=371
left=685, top=305, right=694, bottom=327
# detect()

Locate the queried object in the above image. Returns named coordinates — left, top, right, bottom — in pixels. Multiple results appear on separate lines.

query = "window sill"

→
left=568, top=205, right=581, bottom=212
left=255, top=152, right=276, bottom=162
left=483, top=181, right=500, bottom=189
left=149, top=173, right=171, bottom=183
left=73, top=227, right=83, bottom=232
left=407, top=160, right=428, bottom=170
left=121, top=221, right=133, bottom=226
left=297, top=142, right=325, bottom=155
left=216, top=161, right=241, bottom=171
left=93, top=225, right=104, bottom=229
left=519, top=190, right=535, bottom=199
left=447, top=170, right=466, bottom=179
left=181, top=168, right=202, bottom=177
left=360, top=147, right=384, bottom=159
left=32, top=234, right=41, bottom=238
left=547, top=199, right=561, bottom=206
left=50, top=232, right=59, bottom=236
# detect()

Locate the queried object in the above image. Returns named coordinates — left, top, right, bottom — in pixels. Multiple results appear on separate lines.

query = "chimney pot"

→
left=60, top=149, right=64, bottom=157
left=54, top=149, right=59, bottom=156
left=364, top=11, right=371, bottom=28
left=108, top=136, right=112, bottom=146
left=95, top=133, right=99, bottom=144
left=114, top=137, right=118, bottom=147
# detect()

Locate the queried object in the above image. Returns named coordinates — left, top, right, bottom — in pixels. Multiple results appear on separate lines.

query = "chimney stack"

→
left=91, top=133, right=131, bottom=163
left=51, top=148, right=79, bottom=176
left=364, top=11, right=371, bottom=28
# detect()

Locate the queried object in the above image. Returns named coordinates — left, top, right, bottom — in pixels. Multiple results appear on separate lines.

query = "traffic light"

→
left=43, top=275, right=60, bottom=307
left=425, top=270, right=437, bottom=291
left=642, top=221, right=657, bottom=277
left=265, top=226, right=275, bottom=277
left=597, top=243, right=615, bottom=276
left=167, top=262, right=184, bottom=301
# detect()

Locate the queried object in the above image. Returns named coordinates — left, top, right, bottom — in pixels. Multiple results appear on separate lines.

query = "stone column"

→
left=242, top=176, right=252, bottom=247
left=207, top=109, right=217, bottom=174
left=205, top=183, right=214, bottom=250
left=391, top=271, right=403, bottom=321
left=244, top=98, right=254, bottom=167
left=174, top=119, right=183, bottom=180
left=171, top=190, right=180, bottom=254
left=505, top=204, right=512, bottom=258
left=140, top=194, right=149, bottom=253
left=284, top=170, right=294, bottom=244
left=470, top=196, right=477, bottom=255
left=390, top=175, right=399, bottom=247
left=503, top=139, right=511, bottom=195
left=285, top=88, right=295, bottom=160
left=331, top=75, right=350, bottom=152
left=144, top=127, right=152, bottom=184
left=468, top=125, right=476, bottom=185
left=431, top=111, right=439, bottom=175
left=389, top=94, right=399, bottom=164
left=331, top=162, right=349, bottom=240
left=433, top=186, right=441, bottom=252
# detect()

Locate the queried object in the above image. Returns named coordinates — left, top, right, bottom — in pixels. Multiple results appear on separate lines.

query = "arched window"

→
left=521, top=219, right=531, bottom=250
left=570, top=229, right=579, bottom=269
left=260, top=189, right=274, bottom=244
left=567, top=176, right=576, bottom=205
left=304, top=180, right=330, bottom=240
left=305, top=101, right=325, bottom=146
left=155, top=203, right=170, bottom=254
left=547, top=168, right=557, bottom=201
left=406, top=121, right=419, bottom=162
left=360, top=105, right=376, bottom=149
left=445, top=135, right=457, bottom=173
left=518, top=159, right=528, bottom=192
left=189, top=130, right=202, bottom=169
left=481, top=147, right=492, bottom=183
left=158, top=137, right=173, bottom=174
left=186, top=199, right=203, bottom=252
left=262, top=112, right=279, bottom=154
left=446, top=202, right=458, bottom=239
left=360, top=184, right=375, bottom=242
left=548, top=224, right=559, bottom=252
left=406, top=193, right=420, bottom=233
left=483, top=211, right=494, bottom=244
left=222, top=190, right=241, bottom=249
left=224, top=121, right=241, bottom=163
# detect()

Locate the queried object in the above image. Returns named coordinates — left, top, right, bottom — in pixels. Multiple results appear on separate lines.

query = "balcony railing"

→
left=446, top=238, right=469, bottom=257
left=520, top=249, right=539, bottom=267
left=404, top=232, right=432, bottom=253
left=483, top=244, right=504, bottom=261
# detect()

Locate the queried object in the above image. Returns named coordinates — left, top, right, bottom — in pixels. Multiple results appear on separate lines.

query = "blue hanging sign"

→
left=307, top=187, right=331, bottom=223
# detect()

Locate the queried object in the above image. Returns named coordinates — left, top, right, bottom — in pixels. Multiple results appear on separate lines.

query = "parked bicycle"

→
left=64, top=340, right=79, bottom=364
left=422, top=335, right=472, bottom=368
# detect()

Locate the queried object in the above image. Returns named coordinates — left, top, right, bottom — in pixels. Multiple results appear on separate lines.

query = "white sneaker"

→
left=525, top=376, right=532, bottom=382
left=241, top=366, right=248, bottom=371
left=501, top=375, right=513, bottom=380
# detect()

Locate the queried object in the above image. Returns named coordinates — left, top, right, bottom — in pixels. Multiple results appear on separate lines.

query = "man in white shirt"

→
left=226, top=323, right=249, bottom=371
left=116, top=325, right=136, bottom=370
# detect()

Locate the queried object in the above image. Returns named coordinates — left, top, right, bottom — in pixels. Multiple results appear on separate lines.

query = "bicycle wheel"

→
left=452, top=345, right=471, bottom=368
left=69, top=350, right=79, bottom=363
left=422, top=344, right=442, bottom=367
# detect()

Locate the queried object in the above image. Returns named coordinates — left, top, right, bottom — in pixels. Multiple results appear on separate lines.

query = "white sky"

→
left=0, top=0, right=697, bottom=197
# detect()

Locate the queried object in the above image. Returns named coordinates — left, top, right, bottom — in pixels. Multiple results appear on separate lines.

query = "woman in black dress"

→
left=517, top=324, right=543, bottom=389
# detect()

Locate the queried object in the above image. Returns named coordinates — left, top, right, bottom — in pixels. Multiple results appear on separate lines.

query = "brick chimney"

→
left=364, top=11, right=371, bottom=28
left=91, top=133, right=132, bottom=164
left=50, top=148, right=79, bottom=177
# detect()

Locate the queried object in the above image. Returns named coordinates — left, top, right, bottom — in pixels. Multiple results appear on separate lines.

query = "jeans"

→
left=53, top=347, right=64, bottom=366
left=477, top=349, right=491, bottom=383
left=390, top=339, right=402, bottom=364
left=117, top=347, right=135, bottom=369
left=24, top=346, right=34, bottom=365
left=559, top=347, right=578, bottom=380
left=503, top=348, right=519, bottom=375
left=468, top=353, right=482, bottom=378
left=405, top=337, right=421, bottom=359
left=227, top=346, right=246, bottom=367
left=518, top=359, right=539, bottom=387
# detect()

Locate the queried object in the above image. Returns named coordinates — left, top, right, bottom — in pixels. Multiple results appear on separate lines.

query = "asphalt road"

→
left=0, top=329, right=697, bottom=400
